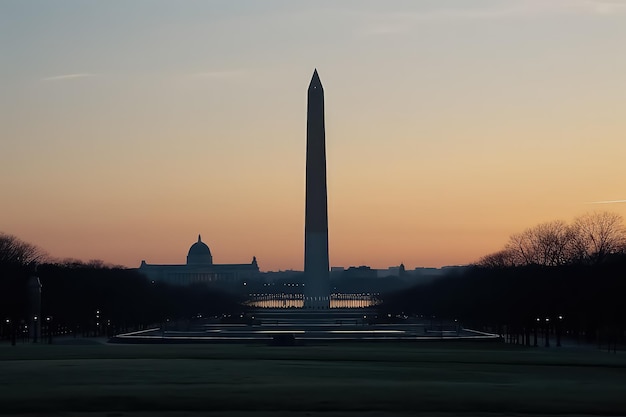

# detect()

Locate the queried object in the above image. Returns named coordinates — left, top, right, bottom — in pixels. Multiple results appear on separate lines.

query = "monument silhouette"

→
left=304, top=69, right=330, bottom=309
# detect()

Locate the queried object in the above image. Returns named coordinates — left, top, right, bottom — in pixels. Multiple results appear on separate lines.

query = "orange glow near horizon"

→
left=2, top=2, right=626, bottom=271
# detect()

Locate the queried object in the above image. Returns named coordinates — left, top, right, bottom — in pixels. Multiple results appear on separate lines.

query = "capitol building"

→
left=138, top=235, right=260, bottom=288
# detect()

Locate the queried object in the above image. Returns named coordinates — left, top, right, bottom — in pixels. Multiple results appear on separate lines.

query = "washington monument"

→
left=304, top=69, right=330, bottom=309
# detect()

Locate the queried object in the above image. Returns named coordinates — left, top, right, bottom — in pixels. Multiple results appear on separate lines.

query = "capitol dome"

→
left=187, top=235, right=213, bottom=265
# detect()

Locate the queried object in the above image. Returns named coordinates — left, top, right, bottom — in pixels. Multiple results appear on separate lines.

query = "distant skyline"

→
left=2, top=1, right=626, bottom=271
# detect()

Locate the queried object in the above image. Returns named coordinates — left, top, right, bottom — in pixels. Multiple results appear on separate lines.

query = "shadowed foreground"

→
left=1, top=342, right=625, bottom=416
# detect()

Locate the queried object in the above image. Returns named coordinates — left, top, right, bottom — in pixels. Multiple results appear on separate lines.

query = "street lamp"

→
left=534, top=318, right=539, bottom=347
left=46, top=316, right=52, bottom=344
left=33, top=316, right=39, bottom=343
left=556, top=315, right=563, bottom=347
left=7, top=318, right=16, bottom=346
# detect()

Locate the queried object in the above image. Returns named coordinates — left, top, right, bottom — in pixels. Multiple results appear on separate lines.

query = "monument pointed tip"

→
left=309, top=69, right=322, bottom=89
left=198, top=234, right=201, bottom=242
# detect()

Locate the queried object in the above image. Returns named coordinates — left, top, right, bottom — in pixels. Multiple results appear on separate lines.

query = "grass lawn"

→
left=1, top=341, right=625, bottom=416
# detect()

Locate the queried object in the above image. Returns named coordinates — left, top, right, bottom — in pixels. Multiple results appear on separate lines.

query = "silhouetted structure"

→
left=138, top=235, right=259, bottom=290
left=304, top=69, right=330, bottom=309
left=27, top=265, right=41, bottom=343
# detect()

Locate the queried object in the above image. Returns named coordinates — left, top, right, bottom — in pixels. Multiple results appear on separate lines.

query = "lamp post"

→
left=7, top=319, right=15, bottom=346
left=544, top=318, right=550, bottom=348
left=33, top=316, right=38, bottom=343
left=534, top=318, right=539, bottom=347
left=46, top=316, right=52, bottom=344
left=28, top=266, right=42, bottom=344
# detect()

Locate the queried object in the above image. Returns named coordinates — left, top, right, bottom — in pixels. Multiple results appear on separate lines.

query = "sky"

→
left=2, top=0, right=626, bottom=271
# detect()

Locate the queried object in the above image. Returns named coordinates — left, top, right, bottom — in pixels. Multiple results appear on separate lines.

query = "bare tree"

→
left=504, top=220, right=575, bottom=266
left=476, top=211, right=626, bottom=267
left=478, top=249, right=518, bottom=268
left=570, top=212, right=626, bottom=264
left=0, top=232, right=46, bottom=266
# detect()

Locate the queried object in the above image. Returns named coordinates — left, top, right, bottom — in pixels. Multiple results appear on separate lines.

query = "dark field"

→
left=1, top=341, right=625, bottom=416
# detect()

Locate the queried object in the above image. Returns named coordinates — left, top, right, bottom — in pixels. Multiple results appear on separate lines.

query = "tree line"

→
left=3, top=211, right=625, bottom=347
left=381, top=211, right=626, bottom=349
left=0, top=233, right=243, bottom=342
left=478, top=212, right=626, bottom=267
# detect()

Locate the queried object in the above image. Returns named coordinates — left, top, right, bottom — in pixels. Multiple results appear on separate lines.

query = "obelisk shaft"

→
left=304, top=69, right=330, bottom=309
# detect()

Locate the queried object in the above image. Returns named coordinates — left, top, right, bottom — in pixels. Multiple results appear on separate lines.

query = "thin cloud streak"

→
left=358, top=0, right=626, bottom=36
left=586, top=199, right=626, bottom=204
left=41, top=73, right=98, bottom=81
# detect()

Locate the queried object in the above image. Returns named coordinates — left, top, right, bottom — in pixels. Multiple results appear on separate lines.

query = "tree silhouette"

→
left=478, top=212, right=626, bottom=267
left=0, top=233, right=46, bottom=333
left=1, top=233, right=244, bottom=341
left=0, top=233, right=46, bottom=266
left=383, top=212, right=626, bottom=348
left=571, top=212, right=626, bottom=264
left=500, top=220, right=575, bottom=266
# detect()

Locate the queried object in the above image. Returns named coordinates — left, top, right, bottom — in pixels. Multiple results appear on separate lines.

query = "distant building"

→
left=330, top=264, right=406, bottom=279
left=377, top=264, right=406, bottom=278
left=138, top=235, right=260, bottom=288
left=263, top=269, right=303, bottom=283
left=343, top=266, right=378, bottom=280
left=330, top=266, right=344, bottom=279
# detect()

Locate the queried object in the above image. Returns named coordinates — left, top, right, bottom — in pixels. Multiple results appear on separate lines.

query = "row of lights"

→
left=536, top=315, right=564, bottom=323
left=5, top=316, right=52, bottom=324
left=261, top=283, right=307, bottom=287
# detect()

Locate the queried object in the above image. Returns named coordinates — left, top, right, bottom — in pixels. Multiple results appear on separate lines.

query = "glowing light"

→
left=255, top=330, right=305, bottom=334
left=329, top=330, right=404, bottom=334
